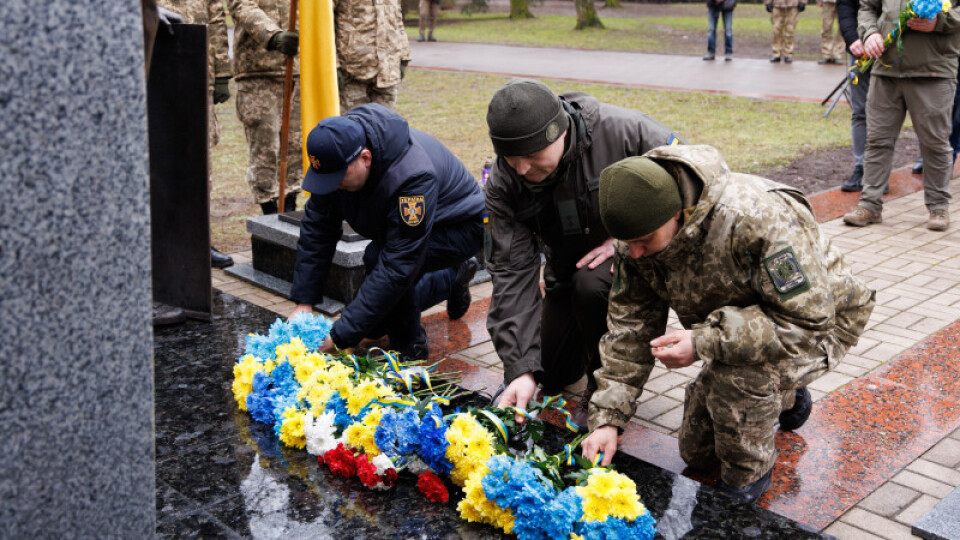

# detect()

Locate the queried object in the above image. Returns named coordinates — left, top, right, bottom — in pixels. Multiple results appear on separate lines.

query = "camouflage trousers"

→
left=235, top=76, right=302, bottom=204
left=678, top=360, right=801, bottom=488
left=339, top=71, right=399, bottom=113
left=770, top=6, right=799, bottom=57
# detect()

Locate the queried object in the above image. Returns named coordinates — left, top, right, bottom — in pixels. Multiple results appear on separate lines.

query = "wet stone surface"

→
left=155, top=292, right=828, bottom=538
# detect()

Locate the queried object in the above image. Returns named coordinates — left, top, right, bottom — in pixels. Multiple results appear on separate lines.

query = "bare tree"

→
left=575, top=0, right=603, bottom=29
left=510, top=0, right=534, bottom=19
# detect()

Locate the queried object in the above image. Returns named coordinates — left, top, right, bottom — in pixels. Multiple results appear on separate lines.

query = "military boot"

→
left=717, top=469, right=773, bottom=504
left=153, top=302, right=185, bottom=326
left=283, top=192, right=298, bottom=212
left=779, top=387, right=812, bottom=431
left=447, top=257, right=479, bottom=320
left=260, top=199, right=278, bottom=215
left=211, top=247, right=234, bottom=269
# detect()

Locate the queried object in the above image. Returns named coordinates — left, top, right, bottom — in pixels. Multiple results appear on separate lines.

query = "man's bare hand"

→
left=576, top=237, right=616, bottom=273
left=496, top=373, right=538, bottom=424
left=650, top=330, right=695, bottom=369
left=906, top=17, right=937, bottom=32
left=850, top=39, right=865, bottom=57
left=864, top=33, right=885, bottom=58
left=582, top=425, right=618, bottom=466
left=319, top=336, right=336, bottom=353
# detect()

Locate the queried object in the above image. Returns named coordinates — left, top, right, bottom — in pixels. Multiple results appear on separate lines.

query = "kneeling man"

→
left=583, top=145, right=874, bottom=502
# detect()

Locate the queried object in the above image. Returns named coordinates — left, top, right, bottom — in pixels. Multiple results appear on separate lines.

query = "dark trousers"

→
left=707, top=5, right=734, bottom=55
left=539, top=263, right=613, bottom=393
left=362, top=219, right=483, bottom=349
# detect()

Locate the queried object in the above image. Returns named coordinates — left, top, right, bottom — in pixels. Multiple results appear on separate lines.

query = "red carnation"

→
left=417, top=471, right=449, bottom=503
left=356, top=454, right=381, bottom=489
left=383, top=468, right=398, bottom=488
left=324, top=444, right=356, bottom=478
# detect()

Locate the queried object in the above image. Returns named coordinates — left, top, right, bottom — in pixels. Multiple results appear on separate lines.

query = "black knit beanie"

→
left=486, top=79, right=569, bottom=157
left=599, top=157, right=682, bottom=240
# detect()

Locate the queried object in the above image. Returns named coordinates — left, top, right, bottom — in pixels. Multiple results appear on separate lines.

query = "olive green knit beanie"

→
left=599, top=157, right=682, bottom=240
left=486, top=78, right=569, bottom=157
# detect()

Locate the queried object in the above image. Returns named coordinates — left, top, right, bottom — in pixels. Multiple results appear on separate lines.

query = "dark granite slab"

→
left=913, top=487, right=960, bottom=540
left=155, top=292, right=830, bottom=539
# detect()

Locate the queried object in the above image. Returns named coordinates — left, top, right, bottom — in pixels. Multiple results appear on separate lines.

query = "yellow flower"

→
left=344, top=407, right=384, bottom=456
left=347, top=379, right=395, bottom=416
left=275, top=337, right=307, bottom=364
left=457, top=466, right=515, bottom=534
left=445, top=414, right=495, bottom=486
left=232, top=354, right=266, bottom=411
left=576, top=470, right=643, bottom=522
left=278, top=406, right=306, bottom=449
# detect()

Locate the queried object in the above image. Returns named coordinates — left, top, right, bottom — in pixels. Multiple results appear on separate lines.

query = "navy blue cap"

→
left=303, top=116, right=365, bottom=195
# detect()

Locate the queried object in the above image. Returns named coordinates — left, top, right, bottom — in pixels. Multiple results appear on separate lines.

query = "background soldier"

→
left=157, top=0, right=235, bottom=268
left=334, top=0, right=412, bottom=112
left=484, top=79, right=682, bottom=429
left=228, top=0, right=302, bottom=215
left=582, top=146, right=875, bottom=503
left=765, top=0, right=804, bottom=63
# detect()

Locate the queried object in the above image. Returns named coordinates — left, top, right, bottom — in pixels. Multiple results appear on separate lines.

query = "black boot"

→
left=717, top=469, right=773, bottom=504
left=283, top=192, right=298, bottom=212
left=841, top=165, right=863, bottom=192
left=447, top=257, right=479, bottom=320
left=395, top=339, right=429, bottom=362
left=211, top=247, right=234, bottom=269
left=260, top=199, right=278, bottom=215
left=779, top=387, right=812, bottom=431
left=912, top=157, right=924, bottom=174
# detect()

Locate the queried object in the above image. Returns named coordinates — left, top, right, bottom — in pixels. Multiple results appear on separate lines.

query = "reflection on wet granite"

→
left=155, top=292, right=827, bottom=538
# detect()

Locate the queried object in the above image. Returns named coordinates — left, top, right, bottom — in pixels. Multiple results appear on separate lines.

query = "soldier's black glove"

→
left=157, top=6, right=184, bottom=27
left=797, top=2, right=805, bottom=11
left=400, top=60, right=409, bottom=80
left=765, top=3, right=773, bottom=12
left=213, top=77, right=231, bottom=104
left=337, top=67, right=344, bottom=89
left=267, top=31, right=299, bottom=56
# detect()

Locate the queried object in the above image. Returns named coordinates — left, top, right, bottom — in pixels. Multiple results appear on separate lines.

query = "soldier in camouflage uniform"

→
left=157, top=0, right=235, bottom=268
left=228, top=0, right=302, bottom=214
left=582, top=145, right=874, bottom=502
left=334, top=0, right=412, bottom=112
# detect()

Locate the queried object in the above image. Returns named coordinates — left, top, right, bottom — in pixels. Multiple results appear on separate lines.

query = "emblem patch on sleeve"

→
left=762, top=247, right=810, bottom=300
left=399, top=195, right=426, bottom=227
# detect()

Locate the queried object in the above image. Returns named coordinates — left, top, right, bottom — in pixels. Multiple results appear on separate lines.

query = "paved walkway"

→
left=409, top=41, right=852, bottom=102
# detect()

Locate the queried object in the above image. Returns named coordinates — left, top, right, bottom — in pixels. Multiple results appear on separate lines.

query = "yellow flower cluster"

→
left=298, top=362, right=355, bottom=416
left=232, top=354, right=274, bottom=411
left=457, top=466, right=515, bottom=534
left=445, top=414, right=495, bottom=486
left=576, top=470, right=645, bottom=522
left=279, top=406, right=307, bottom=449
left=347, top=379, right=395, bottom=416
left=344, top=407, right=385, bottom=456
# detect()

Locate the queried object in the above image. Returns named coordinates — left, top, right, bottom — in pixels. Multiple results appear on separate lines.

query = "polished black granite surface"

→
left=155, top=292, right=829, bottom=539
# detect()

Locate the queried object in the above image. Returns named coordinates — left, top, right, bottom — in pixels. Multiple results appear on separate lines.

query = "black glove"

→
left=213, top=77, right=231, bottom=104
left=797, top=2, right=805, bottom=11
left=400, top=60, right=409, bottom=80
left=337, top=67, right=344, bottom=89
left=765, top=3, right=773, bottom=12
left=157, top=6, right=184, bottom=27
left=267, top=31, right=299, bottom=56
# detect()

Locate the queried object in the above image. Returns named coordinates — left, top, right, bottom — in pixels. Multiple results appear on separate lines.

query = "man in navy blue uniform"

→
left=288, top=104, right=483, bottom=359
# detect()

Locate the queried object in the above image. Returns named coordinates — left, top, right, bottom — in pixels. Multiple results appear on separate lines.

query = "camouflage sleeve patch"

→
left=762, top=246, right=811, bottom=301
left=398, top=195, right=425, bottom=227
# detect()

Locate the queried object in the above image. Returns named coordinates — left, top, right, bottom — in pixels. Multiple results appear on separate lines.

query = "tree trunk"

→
left=510, top=0, right=534, bottom=19
left=604, top=0, right=622, bottom=8
left=575, top=0, right=603, bottom=29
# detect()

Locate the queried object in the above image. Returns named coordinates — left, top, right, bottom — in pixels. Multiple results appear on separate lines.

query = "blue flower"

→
left=417, top=404, right=452, bottom=475
left=287, top=313, right=333, bottom=351
left=576, top=513, right=656, bottom=540
left=247, top=371, right=278, bottom=424
left=912, top=0, right=946, bottom=19
left=375, top=408, right=421, bottom=458
left=480, top=456, right=578, bottom=540
left=324, top=392, right=353, bottom=429
left=271, top=360, right=300, bottom=396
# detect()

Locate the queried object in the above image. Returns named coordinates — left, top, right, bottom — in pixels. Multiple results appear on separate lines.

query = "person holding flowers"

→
left=582, top=146, right=875, bottom=503
left=842, top=0, right=960, bottom=230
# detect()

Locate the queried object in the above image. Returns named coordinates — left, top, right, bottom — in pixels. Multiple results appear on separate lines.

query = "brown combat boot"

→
left=843, top=207, right=882, bottom=227
left=927, top=209, right=950, bottom=231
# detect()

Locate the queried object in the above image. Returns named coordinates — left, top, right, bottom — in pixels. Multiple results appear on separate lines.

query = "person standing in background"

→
left=817, top=0, right=845, bottom=64
left=703, top=0, right=735, bottom=61
left=766, top=0, right=804, bottom=63
left=418, top=0, right=440, bottom=42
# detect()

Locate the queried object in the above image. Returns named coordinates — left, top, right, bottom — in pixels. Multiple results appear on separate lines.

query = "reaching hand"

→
left=157, top=6, right=184, bottom=27
left=213, top=77, right=231, bottom=104
left=576, top=237, right=616, bottom=273
left=495, top=373, right=538, bottom=424
left=582, top=425, right=618, bottom=466
left=288, top=303, right=313, bottom=320
left=650, top=330, right=695, bottom=369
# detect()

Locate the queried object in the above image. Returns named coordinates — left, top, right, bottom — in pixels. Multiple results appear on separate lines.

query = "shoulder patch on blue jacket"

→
left=399, top=195, right=425, bottom=226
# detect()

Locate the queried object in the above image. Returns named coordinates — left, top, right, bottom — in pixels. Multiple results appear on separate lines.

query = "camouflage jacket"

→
left=228, top=0, right=298, bottom=79
left=333, top=0, right=411, bottom=88
left=157, top=0, right=233, bottom=85
left=485, top=93, right=680, bottom=385
left=589, top=145, right=875, bottom=432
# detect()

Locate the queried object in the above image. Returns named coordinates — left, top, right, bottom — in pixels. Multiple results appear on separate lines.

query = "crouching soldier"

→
left=582, top=145, right=875, bottom=502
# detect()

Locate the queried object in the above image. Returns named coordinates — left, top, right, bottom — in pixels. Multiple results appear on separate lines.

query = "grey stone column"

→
left=0, top=1, right=155, bottom=536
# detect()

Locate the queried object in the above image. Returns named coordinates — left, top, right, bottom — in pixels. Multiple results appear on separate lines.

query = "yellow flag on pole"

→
left=298, top=0, right=340, bottom=186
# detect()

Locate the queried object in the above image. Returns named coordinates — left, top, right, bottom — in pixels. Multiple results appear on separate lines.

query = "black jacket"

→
left=837, top=0, right=860, bottom=50
left=290, top=104, right=484, bottom=347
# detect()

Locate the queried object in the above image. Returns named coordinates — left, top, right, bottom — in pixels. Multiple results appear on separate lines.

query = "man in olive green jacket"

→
left=843, top=0, right=960, bottom=231
left=583, top=145, right=874, bottom=503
